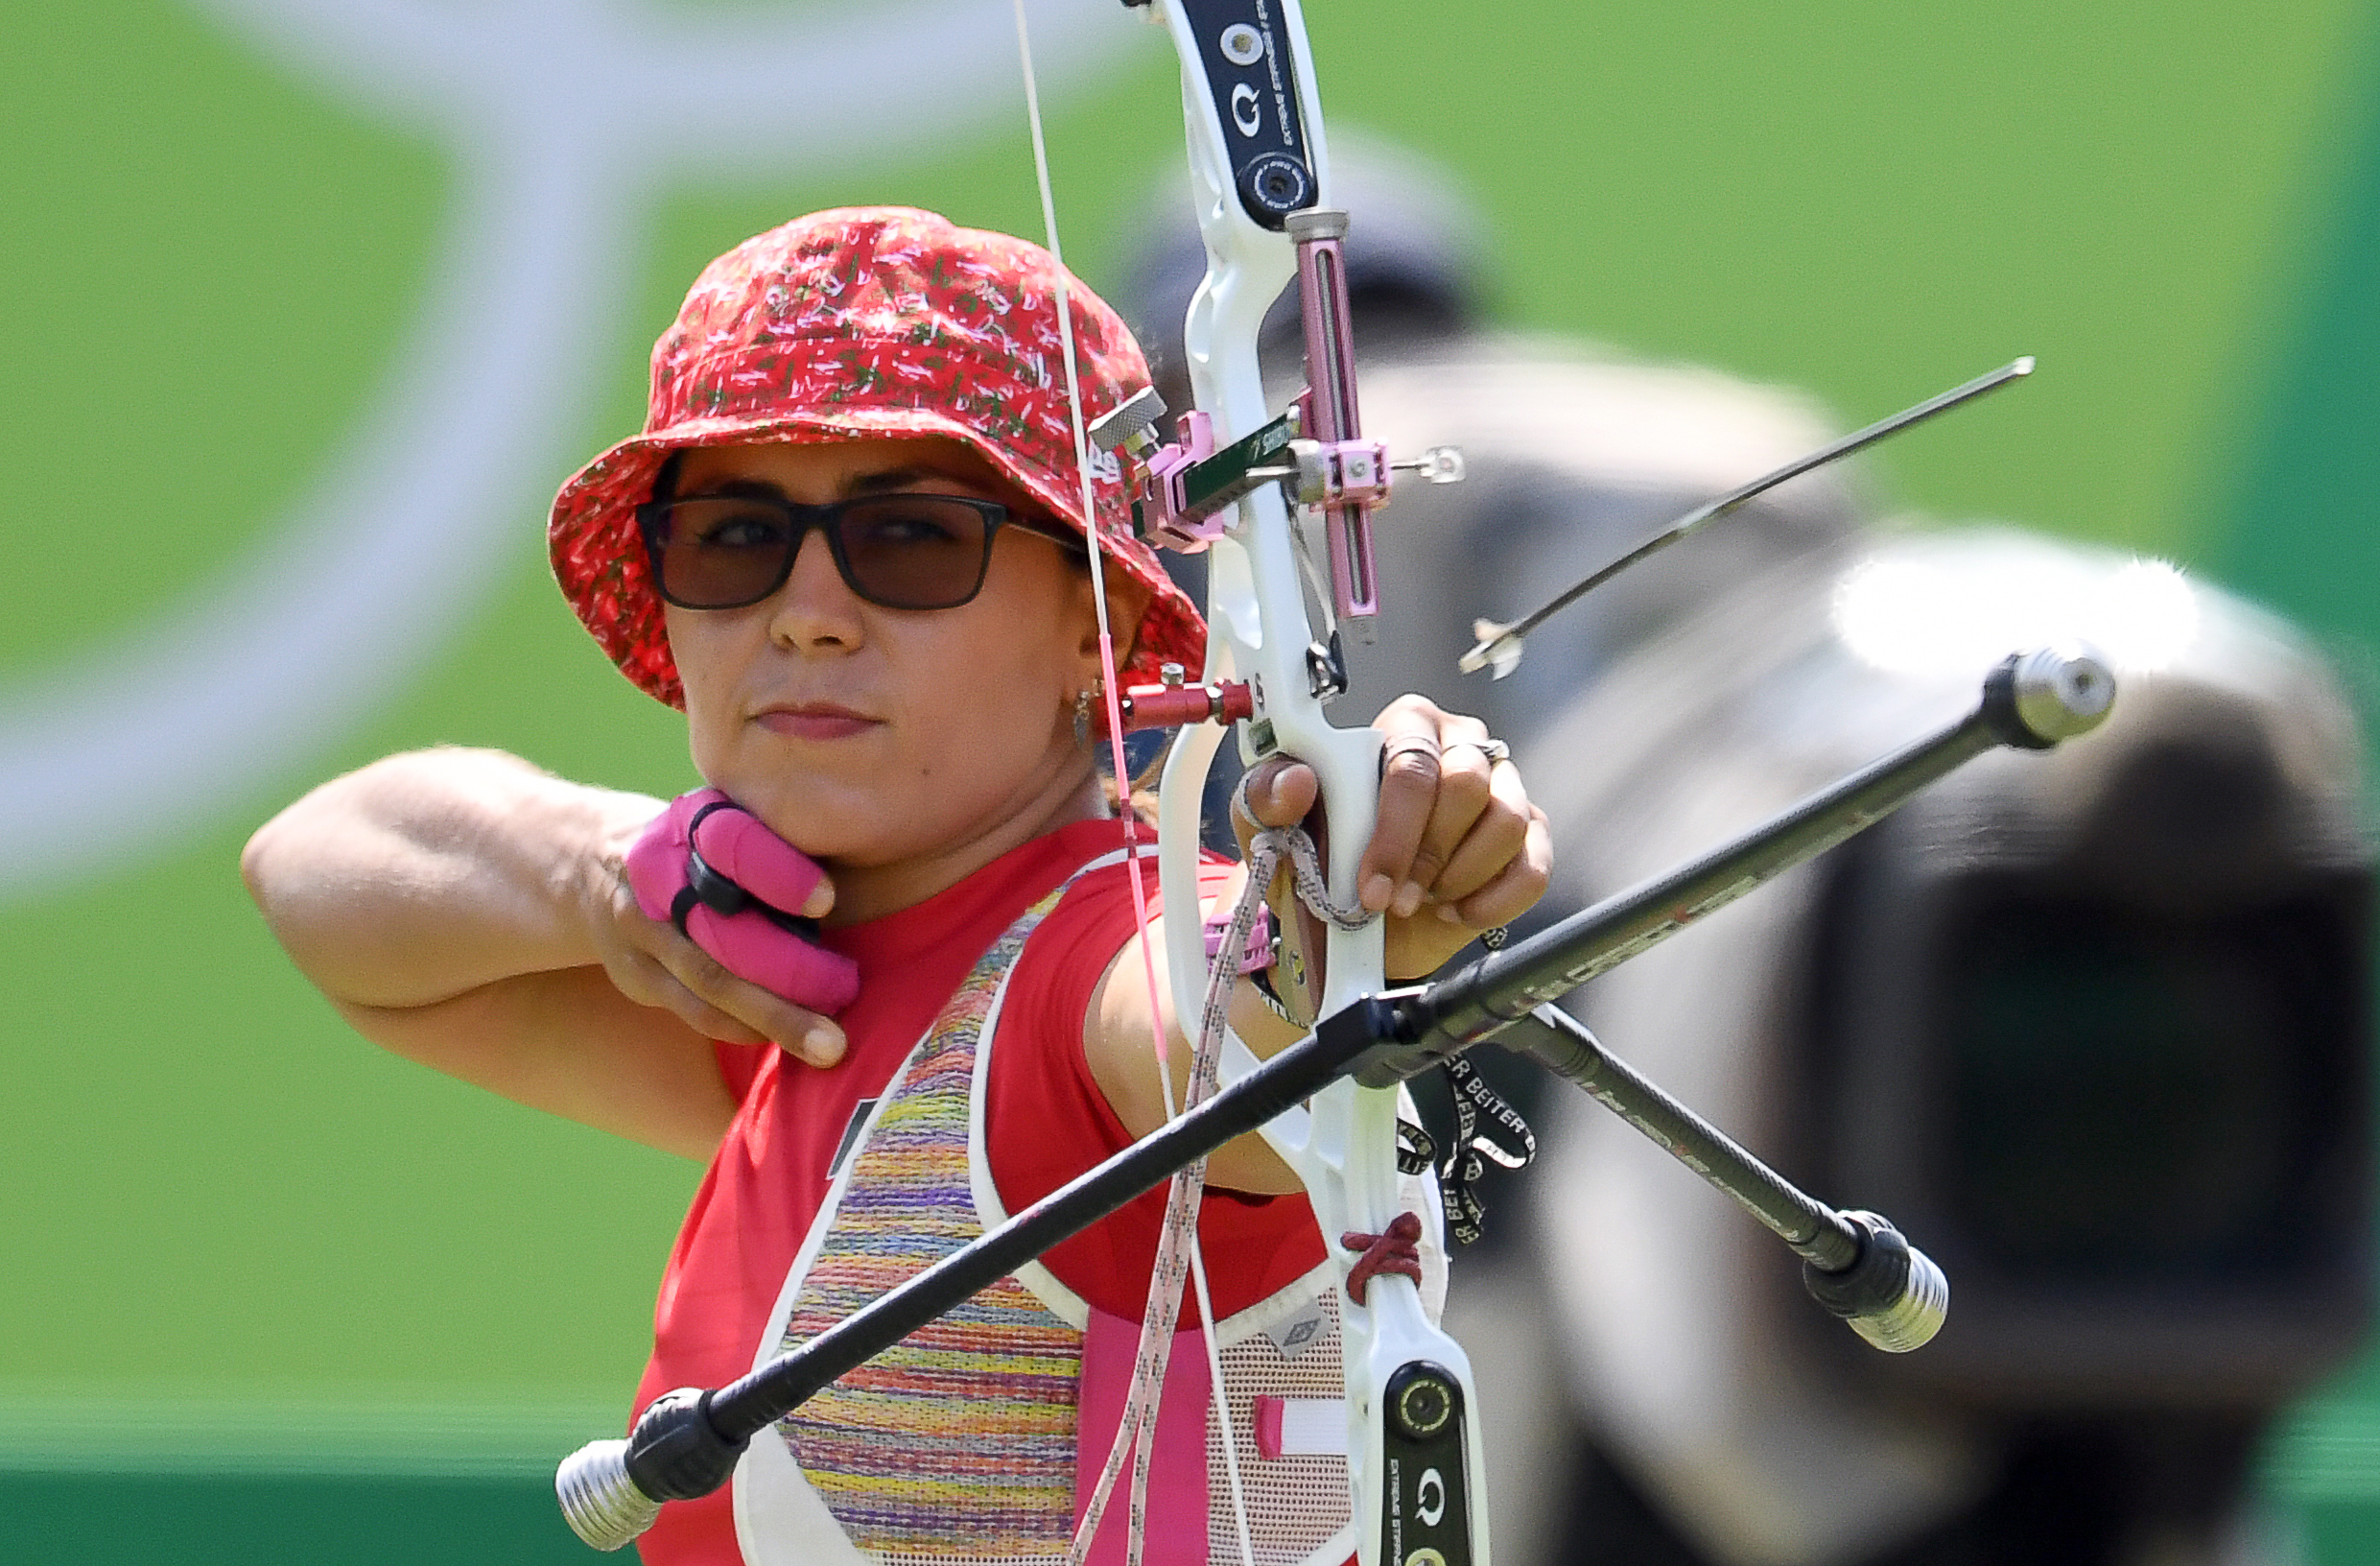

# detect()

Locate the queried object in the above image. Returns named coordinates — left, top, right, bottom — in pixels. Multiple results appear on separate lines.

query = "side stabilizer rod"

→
left=1503, top=1003, right=1947, bottom=1353
left=557, top=1011, right=1379, bottom=1550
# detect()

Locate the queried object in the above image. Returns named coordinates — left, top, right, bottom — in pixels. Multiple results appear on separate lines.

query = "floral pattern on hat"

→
left=550, top=206, right=1205, bottom=707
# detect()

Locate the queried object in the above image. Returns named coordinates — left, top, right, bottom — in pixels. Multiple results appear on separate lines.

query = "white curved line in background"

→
left=0, top=0, right=1138, bottom=896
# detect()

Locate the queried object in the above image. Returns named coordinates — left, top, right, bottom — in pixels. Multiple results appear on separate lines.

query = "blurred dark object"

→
left=1389, top=351, right=2373, bottom=1566
left=1811, top=700, right=2370, bottom=1401
left=1548, top=1416, right=2279, bottom=1566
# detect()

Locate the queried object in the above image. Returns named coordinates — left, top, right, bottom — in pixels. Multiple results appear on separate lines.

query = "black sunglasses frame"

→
left=636, top=491, right=1085, bottom=613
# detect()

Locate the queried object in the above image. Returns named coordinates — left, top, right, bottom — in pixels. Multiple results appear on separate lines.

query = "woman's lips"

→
left=755, top=704, right=880, bottom=742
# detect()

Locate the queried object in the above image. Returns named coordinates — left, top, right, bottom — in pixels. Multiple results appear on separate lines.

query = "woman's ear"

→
left=1051, top=568, right=1109, bottom=710
left=1091, top=573, right=1155, bottom=669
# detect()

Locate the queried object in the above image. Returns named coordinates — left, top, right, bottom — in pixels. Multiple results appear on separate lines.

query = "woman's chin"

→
left=699, top=751, right=1094, bottom=876
left=748, top=795, right=947, bottom=869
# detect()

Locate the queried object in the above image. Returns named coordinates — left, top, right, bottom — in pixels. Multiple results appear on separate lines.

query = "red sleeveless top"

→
left=632, top=818, right=1328, bottom=1564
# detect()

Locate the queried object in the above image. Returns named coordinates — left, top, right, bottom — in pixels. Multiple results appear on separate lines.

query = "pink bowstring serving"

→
left=624, top=789, right=860, bottom=1017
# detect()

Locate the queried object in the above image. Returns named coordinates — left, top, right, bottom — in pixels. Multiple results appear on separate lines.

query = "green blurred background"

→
left=5, top=0, right=2378, bottom=1557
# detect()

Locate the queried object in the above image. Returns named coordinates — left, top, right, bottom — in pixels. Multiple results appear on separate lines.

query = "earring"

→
left=1072, top=688, right=1096, bottom=747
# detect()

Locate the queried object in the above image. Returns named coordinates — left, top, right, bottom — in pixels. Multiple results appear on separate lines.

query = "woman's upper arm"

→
left=243, top=747, right=660, bottom=1009
left=1083, top=914, right=1304, bottom=1197
left=337, top=964, right=739, bottom=1160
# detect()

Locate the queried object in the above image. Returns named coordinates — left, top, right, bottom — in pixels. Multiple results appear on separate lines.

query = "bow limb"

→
left=1138, top=4, right=1494, bottom=1563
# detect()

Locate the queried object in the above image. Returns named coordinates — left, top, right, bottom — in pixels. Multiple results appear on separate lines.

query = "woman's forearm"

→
left=242, top=747, right=663, bottom=1010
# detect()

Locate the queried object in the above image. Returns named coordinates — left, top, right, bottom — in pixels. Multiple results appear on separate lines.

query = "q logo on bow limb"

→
left=1417, top=1468, right=1447, bottom=1528
left=1230, top=81, right=1264, bottom=136
left=0, top=0, right=1135, bottom=901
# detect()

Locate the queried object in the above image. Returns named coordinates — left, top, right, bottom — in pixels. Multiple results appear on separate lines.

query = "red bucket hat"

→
left=550, top=206, right=1205, bottom=707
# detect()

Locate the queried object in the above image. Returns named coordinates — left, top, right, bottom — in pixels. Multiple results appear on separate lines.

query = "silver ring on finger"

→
left=1443, top=737, right=1511, bottom=767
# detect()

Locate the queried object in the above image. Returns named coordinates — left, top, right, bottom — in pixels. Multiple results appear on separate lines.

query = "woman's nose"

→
left=766, top=530, right=865, bottom=651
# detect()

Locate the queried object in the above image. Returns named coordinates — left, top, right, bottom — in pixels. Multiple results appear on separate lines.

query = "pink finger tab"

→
left=689, top=802, right=826, bottom=912
left=687, top=906, right=860, bottom=1016
left=624, top=808, right=693, bottom=925
left=668, top=787, right=730, bottom=835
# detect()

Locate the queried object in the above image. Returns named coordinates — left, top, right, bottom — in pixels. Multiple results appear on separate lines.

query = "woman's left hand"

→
left=1236, top=693, right=1551, bottom=982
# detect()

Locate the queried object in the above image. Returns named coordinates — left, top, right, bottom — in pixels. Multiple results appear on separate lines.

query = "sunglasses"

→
left=637, top=490, right=1084, bottom=613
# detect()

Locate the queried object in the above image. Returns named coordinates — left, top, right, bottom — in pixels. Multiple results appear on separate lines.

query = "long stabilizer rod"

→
left=1363, top=644, right=2110, bottom=1080
left=1460, top=358, right=2034, bottom=678
left=554, top=644, right=2112, bottom=1551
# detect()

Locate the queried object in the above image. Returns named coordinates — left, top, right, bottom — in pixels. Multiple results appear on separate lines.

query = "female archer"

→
left=243, top=206, right=1549, bottom=1565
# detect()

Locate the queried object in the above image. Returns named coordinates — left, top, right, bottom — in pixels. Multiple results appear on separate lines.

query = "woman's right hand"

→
left=590, top=791, right=854, bottom=1068
left=242, top=747, right=838, bottom=1156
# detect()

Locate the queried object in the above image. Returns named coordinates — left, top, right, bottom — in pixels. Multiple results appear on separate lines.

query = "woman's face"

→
left=661, top=436, right=1124, bottom=882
